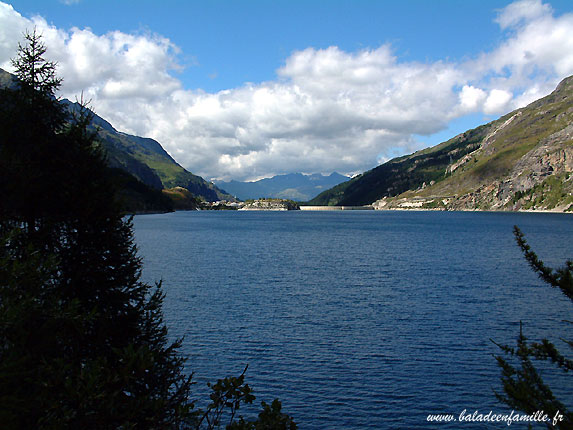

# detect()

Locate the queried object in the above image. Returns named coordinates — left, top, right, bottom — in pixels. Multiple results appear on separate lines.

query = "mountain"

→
left=107, top=167, right=175, bottom=213
left=0, top=68, right=17, bottom=89
left=310, top=75, right=573, bottom=212
left=1, top=68, right=233, bottom=204
left=1, top=69, right=176, bottom=213
left=63, top=100, right=234, bottom=202
left=216, top=172, right=349, bottom=201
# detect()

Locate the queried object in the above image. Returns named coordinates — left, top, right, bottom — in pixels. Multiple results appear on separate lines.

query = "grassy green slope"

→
left=0, top=74, right=174, bottom=214
left=64, top=100, right=235, bottom=202
left=96, top=127, right=234, bottom=202
left=108, top=167, right=174, bottom=214
left=309, top=124, right=490, bottom=206
left=420, top=76, right=573, bottom=201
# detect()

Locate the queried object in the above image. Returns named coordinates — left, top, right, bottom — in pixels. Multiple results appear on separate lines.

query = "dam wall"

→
left=300, top=205, right=374, bottom=211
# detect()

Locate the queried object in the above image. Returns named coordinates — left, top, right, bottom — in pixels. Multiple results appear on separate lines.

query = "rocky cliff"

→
left=239, top=199, right=300, bottom=211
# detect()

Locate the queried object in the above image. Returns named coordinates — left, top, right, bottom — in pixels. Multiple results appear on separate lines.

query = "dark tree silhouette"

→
left=0, top=30, right=295, bottom=430
left=0, top=29, right=194, bottom=429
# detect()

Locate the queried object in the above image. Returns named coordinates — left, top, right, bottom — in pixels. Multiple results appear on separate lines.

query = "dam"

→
left=300, top=205, right=374, bottom=211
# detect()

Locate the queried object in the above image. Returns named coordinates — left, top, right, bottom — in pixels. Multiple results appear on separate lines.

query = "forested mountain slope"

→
left=63, top=99, right=234, bottom=202
left=1, top=68, right=233, bottom=203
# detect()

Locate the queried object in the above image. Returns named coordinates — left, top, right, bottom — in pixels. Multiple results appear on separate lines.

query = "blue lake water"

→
left=133, top=211, right=573, bottom=429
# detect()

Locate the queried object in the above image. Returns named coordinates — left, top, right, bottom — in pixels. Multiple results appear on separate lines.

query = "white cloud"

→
left=0, top=3, right=27, bottom=70
left=495, top=0, right=552, bottom=29
left=459, top=85, right=487, bottom=112
left=484, top=89, right=514, bottom=114
left=1, top=1, right=573, bottom=181
left=0, top=7, right=181, bottom=101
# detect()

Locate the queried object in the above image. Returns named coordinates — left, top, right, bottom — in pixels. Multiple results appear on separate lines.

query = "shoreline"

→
left=300, top=206, right=572, bottom=214
left=372, top=208, right=572, bottom=214
left=130, top=207, right=572, bottom=215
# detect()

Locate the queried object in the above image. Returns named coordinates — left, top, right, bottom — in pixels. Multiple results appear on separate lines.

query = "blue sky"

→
left=2, top=0, right=573, bottom=180
left=13, top=0, right=568, bottom=92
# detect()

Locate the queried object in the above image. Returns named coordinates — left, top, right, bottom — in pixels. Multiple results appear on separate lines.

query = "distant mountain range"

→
left=216, top=172, right=349, bottom=201
left=310, top=75, right=573, bottom=212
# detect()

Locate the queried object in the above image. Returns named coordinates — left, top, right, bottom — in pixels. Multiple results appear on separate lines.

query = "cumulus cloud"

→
left=495, top=0, right=552, bottom=29
left=459, top=85, right=487, bottom=112
left=484, top=89, right=514, bottom=115
left=0, top=3, right=181, bottom=101
left=1, top=1, right=573, bottom=181
left=0, top=3, right=27, bottom=70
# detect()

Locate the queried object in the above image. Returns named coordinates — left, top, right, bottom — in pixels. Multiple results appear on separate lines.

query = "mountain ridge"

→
left=216, top=172, right=349, bottom=201
left=63, top=98, right=234, bottom=202
left=1, top=68, right=233, bottom=203
left=310, top=75, right=573, bottom=212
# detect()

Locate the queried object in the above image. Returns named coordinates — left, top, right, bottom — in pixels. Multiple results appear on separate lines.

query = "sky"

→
left=1, top=1, right=573, bottom=181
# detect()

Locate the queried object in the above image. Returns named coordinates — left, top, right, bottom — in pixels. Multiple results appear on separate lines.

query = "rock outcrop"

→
left=239, top=199, right=300, bottom=211
left=368, top=76, right=573, bottom=212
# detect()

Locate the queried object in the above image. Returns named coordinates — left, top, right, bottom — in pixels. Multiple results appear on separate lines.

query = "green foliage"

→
left=421, top=199, right=446, bottom=209
left=250, top=399, right=298, bottom=430
left=493, top=227, right=572, bottom=429
left=162, top=186, right=201, bottom=210
left=195, top=366, right=296, bottom=430
left=197, top=366, right=256, bottom=429
left=509, top=173, right=573, bottom=211
left=109, top=167, right=175, bottom=213
left=11, top=28, right=61, bottom=95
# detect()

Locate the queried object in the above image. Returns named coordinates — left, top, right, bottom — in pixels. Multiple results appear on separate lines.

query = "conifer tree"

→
left=0, top=30, right=295, bottom=430
left=494, top=226, right=572, bottom=430
left=0, top=29, right=195, bottom=429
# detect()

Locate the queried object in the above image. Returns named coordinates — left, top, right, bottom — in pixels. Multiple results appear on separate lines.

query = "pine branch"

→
left=513, top=226, right=573, bottom=300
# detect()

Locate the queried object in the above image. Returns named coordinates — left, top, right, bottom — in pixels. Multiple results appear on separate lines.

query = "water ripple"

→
left=135, top=211, right=573, bottom=429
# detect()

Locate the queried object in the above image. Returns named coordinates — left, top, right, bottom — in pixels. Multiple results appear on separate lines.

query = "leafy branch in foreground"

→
left=195, top=365, right=296, bottom=430
left=493, top=226, right=572, bottom=429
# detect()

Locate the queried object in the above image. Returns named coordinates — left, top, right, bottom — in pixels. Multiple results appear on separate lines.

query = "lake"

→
left=133, top=211, right=572, bottom=429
